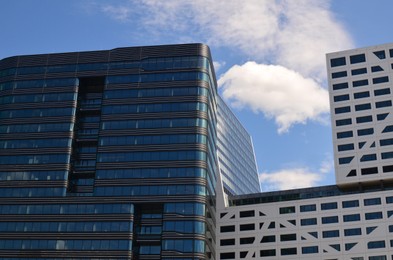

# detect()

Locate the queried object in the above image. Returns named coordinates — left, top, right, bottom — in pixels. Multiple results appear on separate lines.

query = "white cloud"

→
left=213, top=61, right=226, bottom=73
left=101, top=5, right=131, bottom=22
left=259, top=168, right=322, bottom=191
left=259, top=156, right=334, bottom=191
left=95, top=0, right=353, bottom=132
left=219, top=62, right=330, bottom=133
left=319, top=154, right=334, bottom=174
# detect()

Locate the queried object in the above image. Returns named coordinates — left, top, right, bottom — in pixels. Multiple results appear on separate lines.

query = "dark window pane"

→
left=330, top=57, right=346, bottom=67
left=354, top=91, right=370, bottom=99
left=373, top=76, right=389, bottom=84
left=373, top=50, right=386, bottom=59
left=335, top=106, right=351, bottom=114
left=353, top=79, right=369, bottom=87
left=333, top=82, right=349, bottom=90
left=376, top=100, right=392, bottom=108
left=334, top=94, right=350, bottom=102
left=350, top=54, right=366, bottom=64
left=332, top=71, right=347, bottom=78
left=355, top=103, right=371, bottom=111
left=358, top=128, right=374, bottom=136
left=356, top=116, right=372, bottom=123
left=337, top=131, right=353, bottom=139
left=361, top=167, right=378, bottom=175
left=336, top=118, right=352, bottom=126
left=351, top=68, right=367, bottom=75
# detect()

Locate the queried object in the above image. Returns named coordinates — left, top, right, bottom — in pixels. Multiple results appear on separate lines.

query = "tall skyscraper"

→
left=0, top=44, right=259, bottom=259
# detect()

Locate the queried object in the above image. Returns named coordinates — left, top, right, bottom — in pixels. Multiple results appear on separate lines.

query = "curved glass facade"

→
left=0, top=44, right=223, bottom=259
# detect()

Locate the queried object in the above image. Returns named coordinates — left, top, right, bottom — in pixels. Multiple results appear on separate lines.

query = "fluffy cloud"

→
left=97, top=0, right=353, bottom=132
left=219, top=62, right=330, bottom=133
left=259, top=155, right=334, bottom=191
left=259, top=168, right=322, bottom=191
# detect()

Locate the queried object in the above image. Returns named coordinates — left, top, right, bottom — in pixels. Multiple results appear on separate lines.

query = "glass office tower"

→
left=0, top=44, right=221, bottom=259
left=216, top=96, right=260, bottom=195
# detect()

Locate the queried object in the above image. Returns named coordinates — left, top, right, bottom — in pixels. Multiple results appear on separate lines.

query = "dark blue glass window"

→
left=281, top=248, right=297, bottom=255
left=381, top=152, right=393, bottom=160
left=334, top=94, right=350, bottom=102
left=371, top=66, right=384, bottom=72
left=162, top=239, right=205, bottom=253
left=336, top=118, right=352, bottom=126
left=300, top=204, right=316, bottom=212
left=279, top=206, right=295, bottom=214
left=0, top=139, right=71, bottom=149
left=102, top=102, right=207, bottom=115
left=377, top=113, right=389, bottom=121
left=97, top=150, right=206, bottom=163
left=357, top=128, right=374, bottom=136
left=261, top=235, right=275, bottom=243
left=260, top=249, right=276, bottom=256
left=355, top=103, right=371, bottom=111
left=364, top=198, right=381, bottom=206
left=343, top=214, right=360, bottom=222
left=350, top=54, right=366, bottom=64
left=321, top=202, right=338, bottom=210
left=335, top=106, right=351, bottom=114
left=0, top=107, right=75, bottom=119
left=380, top=138, right=393, bottom=146
left=332, top=82, right=349, bottom=90
left=373, top=76, right=389, bottom=84
left=300, top=218, right=317, bottom=226
left=99, top=134, right=207, bottom=146
left=139, top=245, right=161, bottom=255
left=374, top=88, right=390, bottom=96
left=361, top=167, right=378, bottom=175
left=332, top=71, right=347, bottom=78
left=368, top=240, right=386, bottom=249
left=382, top=125, right=393, bottom=133
left=373, top=50, right=386, bottom=59
left=351, top=68, right=367, bottom=75
left=97, top=168, right=206, bottom=179
left=360, top=154, right=377, bottom=162
left=339, top=156, right=353, bottom=164
left=337, top=131, right=353, bottom=139
left=322, top=216, right=338, bottom=224
left=301, top=246, right=318, bottom=254
left=376, top=100, right=392, bottom=108
left=101, top=118, right=207, bottom=130
left=0, top=154, right=69, bottom=165
left=356, top=115, right=372, bottom=123
left=342, top=200, right=359, bottom=208
left=322, top=230, right=339, bottom=238
left=338, top=143, right=355, bottom=151
left=163, top=220, right=205, bottom=234
left=280, top=234, right=296, bottom=241
left=330, top=57, right=346, bottom=67
left=344, top=228, right=362, bottom=236
left=354, top=91, right=370, bottom=99
left=353, top=79, right=368, bottom=87
left=365, top=212, right=383, bottom=220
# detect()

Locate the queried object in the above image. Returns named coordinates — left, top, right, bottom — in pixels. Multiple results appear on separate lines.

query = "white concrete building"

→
left=216, top=43, right=393, bottom=260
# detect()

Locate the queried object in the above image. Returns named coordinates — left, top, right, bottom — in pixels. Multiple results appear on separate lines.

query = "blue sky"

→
left=1, top=0, right=392, bottom=191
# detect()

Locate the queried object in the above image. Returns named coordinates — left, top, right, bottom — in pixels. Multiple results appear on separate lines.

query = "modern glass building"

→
left=216, top=96, right=260, bottom=195
left=0, top=44, right=262, bottom=260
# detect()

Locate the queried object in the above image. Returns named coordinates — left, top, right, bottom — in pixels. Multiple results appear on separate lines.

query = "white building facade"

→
left=216, top=43, right=393, bottom=260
